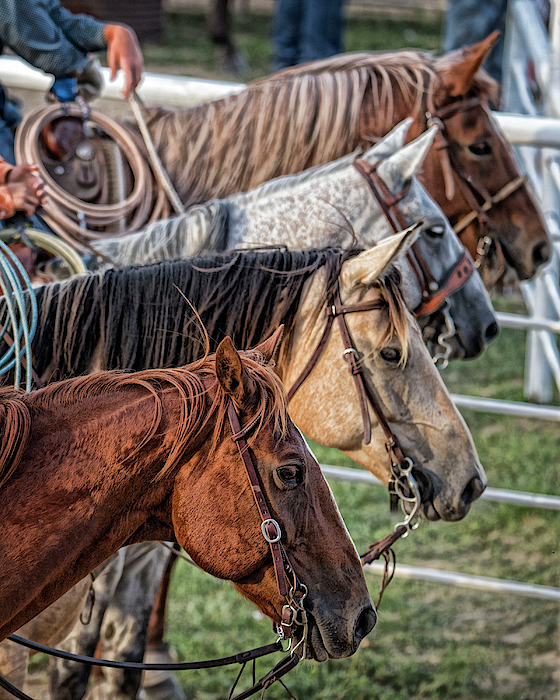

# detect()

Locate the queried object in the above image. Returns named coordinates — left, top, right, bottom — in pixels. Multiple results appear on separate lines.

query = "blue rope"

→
left=0, top=243, right=38, bottom=392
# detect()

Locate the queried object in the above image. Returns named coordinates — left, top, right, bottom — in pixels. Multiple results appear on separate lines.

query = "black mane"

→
left=5, top=248, right=361, bottom=385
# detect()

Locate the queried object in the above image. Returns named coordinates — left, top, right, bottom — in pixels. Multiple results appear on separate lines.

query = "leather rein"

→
left=3, top=398, right=304, bottom=700
left=425, top=96, right=527, bottom=277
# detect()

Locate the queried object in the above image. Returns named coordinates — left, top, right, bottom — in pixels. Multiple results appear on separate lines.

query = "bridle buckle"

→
left=261, top=518, right=282, bottom=544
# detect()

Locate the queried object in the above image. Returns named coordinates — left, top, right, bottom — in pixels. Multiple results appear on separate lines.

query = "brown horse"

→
left=137, top=34, right=549, bottom=286
left=0, top=330, right=375, bottom=662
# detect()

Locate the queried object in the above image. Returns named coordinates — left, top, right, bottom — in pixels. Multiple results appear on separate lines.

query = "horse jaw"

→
left=375, top=125, right=437, bottom=191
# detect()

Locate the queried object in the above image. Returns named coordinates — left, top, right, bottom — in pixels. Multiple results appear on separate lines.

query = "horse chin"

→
left=302, top=616, right=331, bottom=662
left=301, top=612, right=363, bottom=662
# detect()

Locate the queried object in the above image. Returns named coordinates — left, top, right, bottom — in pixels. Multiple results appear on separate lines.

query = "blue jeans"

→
left=442, top=0, right=508, bottom=84
left=273, top=0, right=345, bottom=71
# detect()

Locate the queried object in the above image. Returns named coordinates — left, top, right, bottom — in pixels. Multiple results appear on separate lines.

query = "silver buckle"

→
left=261, top=518, right=282, bottom=543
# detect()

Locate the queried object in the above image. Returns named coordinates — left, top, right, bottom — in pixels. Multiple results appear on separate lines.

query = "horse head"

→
left=171, top=330, right=376, bottom=661
left=285, top=233, right=487, bottom=523
left=364, top=125, right=498, bottom=359
left=422, top=32, right=551, bottom=284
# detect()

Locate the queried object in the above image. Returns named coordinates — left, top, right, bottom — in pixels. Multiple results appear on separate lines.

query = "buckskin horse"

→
left=0, top=235, right=485, bottom=700
left=0, top=330, right=376, bottom=699
left=131, top=33, right=549, bottom=286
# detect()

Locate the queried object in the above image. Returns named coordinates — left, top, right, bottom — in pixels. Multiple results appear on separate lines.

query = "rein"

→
left=424, top=96, right=528, bottom=277
left=3, top=398, right=304, bottom=700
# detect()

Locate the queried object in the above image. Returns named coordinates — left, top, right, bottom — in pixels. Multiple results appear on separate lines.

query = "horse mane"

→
left=0, top=349, right=289, bottom=489
left=92, top=152, right=362, bottom=267
left=139, top=50, right=498, bottom=207
left=2, top=248, right=410, bottom=384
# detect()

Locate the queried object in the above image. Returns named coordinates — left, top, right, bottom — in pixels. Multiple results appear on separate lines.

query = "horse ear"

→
left=252, top=325, right=284, bottom=364
left=361, top=118, right=413, bottom=163
left=375, top=125, right=437, bottom=190
left=341, top=223, right=421, bottom=289
left=436, top=31, right=500, bottom=97
left=216, top=336, right=250, bottom=401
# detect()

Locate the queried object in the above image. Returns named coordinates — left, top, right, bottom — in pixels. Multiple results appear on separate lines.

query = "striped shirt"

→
left=0, top=0, right=107, bottom=77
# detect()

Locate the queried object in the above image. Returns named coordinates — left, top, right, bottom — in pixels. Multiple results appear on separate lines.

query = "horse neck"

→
left=226, top=167, right=385, bottom=251
left=0, top=379, right=213, bottom=640
left=276, top=270, right=330, bottom=391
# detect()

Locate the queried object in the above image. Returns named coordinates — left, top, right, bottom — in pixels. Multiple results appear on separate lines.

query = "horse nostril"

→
left=461, top=476, right=486, bottom=506
left=532, top=241, right=550, bottom=269
left=354, top=605, right=377, bottom=644
left=485, top=321, right=499, bottom=342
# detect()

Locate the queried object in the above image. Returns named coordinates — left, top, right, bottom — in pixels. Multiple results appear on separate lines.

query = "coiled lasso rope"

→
left=14, top=95, right=184, bottom=252
left=0, top=241, right=38, bottom=392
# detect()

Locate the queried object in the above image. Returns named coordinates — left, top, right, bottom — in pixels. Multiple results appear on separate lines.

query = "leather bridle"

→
left=424, top=96, right=527, bottom=278
left=287, top=280, right=421, bottom=529
left=353, top=156, right=476, bottom=319
left=226, top=398, right=308, bottom=651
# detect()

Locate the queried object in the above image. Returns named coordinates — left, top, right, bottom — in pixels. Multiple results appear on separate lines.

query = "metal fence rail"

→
left=320, top=464, right=560, bottom=510
left=364, top=562, right=560, bottom=601
left=321, top=463, right=560, bottom=599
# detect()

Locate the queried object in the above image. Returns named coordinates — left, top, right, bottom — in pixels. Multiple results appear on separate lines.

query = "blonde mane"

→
left=141, top=50, right=496, bottom=208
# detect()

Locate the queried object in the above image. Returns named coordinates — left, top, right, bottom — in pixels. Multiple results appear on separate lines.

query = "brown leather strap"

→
left=286, top=298, right=385, bottom=405
left=360, top=525, right=407, bottom=566
left=414, top=249, right=475, bottom=317
left=353, top=158, right=438, bottom=304
left=227, top=400, right=289, bottom=599
left=428, top=96, right=480, bottom=123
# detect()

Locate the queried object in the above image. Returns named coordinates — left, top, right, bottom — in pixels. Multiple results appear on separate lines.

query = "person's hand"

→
left=104, top=24, right=144, bottom=99
left=6, top=165, right=47, bottom=206
left=5, top=180, right=44, bottom=218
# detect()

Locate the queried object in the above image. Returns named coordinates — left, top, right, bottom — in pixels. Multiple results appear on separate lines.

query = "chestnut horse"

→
left=134, top=34, right=549, bottom=286
left=0, top=331, right=375, bottom=670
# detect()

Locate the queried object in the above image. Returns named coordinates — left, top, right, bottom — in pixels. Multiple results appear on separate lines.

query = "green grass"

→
left=162, top=294, right=560, bottom=700
left=130, top=14, right=560, bottom=700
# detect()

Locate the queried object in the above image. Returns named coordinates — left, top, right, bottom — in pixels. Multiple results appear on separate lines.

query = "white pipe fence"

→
left=320, top=464, right=560, bottom=600
left=320, top=464, right=560, bottom=509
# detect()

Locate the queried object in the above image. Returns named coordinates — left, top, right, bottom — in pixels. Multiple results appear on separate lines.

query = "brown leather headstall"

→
left=425, top=96, right=529, bottom=277
left=353, top=157, right=474, bottom=317
left=226, top=398, right=307, bottom=645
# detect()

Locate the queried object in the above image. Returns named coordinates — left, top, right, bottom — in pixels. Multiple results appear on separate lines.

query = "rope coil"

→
left=14, top=98, right=179, bottom=251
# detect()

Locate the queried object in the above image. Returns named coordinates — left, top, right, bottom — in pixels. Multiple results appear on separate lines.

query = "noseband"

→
left=424, top=96, right=527, bottom=276
left=226, top=399, right=308, bottom=653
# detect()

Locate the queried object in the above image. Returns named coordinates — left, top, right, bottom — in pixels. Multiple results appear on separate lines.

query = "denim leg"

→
left=442, top=0, right=508, bottom=83
left=299, top=0, right=345, bottom=65
left=272, top=0, right=303, bottom=70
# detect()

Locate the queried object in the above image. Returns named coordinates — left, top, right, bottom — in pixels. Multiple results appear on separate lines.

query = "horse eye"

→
left=276, top=465, right=304, bottom=488
left=468, top=142, right=492, bottom=157
left=380, top=348, right=401, bottom=364
left=424, top=224, right=446, bottom=239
